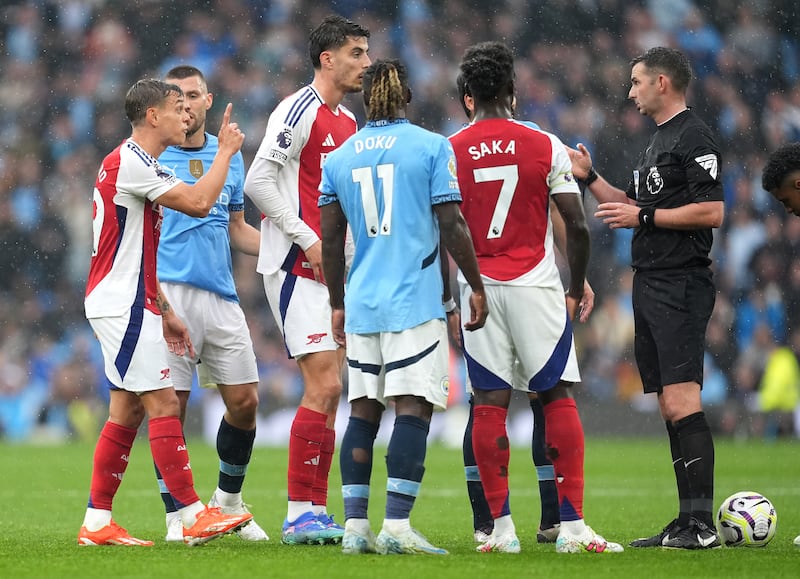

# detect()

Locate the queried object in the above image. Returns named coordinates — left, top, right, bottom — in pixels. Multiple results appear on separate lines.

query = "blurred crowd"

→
left=2, top=0, right=800, bottom=443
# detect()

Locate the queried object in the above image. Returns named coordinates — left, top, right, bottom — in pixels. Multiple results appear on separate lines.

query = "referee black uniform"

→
left=586, top=46, right=725, bottom=550
left=627, top=108, right=724, bottom=394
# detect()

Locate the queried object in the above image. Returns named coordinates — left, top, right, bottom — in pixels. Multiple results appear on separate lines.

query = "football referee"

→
left=568, top=46, right=725, bottom=550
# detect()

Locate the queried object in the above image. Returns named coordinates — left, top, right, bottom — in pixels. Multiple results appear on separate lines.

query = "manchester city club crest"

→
left=189, top=159, right=204, bottom=178
left=440, top=375, right=450, bottom=398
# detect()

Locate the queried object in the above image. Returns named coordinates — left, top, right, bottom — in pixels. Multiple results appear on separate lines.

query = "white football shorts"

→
left=459, top=281, right=580, bottom=393
left=160, top=282, right=259, bottom=391
left=346, top=318, right=450, bottom=411
left=262, top=269, right=339, bottom=358
left=88, top=309, right=174, bottom=393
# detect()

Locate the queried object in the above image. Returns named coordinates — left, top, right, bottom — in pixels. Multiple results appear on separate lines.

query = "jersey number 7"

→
left=473, top=164, right=519, bottom=239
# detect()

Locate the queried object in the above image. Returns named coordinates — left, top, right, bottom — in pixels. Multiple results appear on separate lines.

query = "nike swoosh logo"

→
left=697, top=534, right=716, bottom=547
left=684, top=457, right=702, bottom=468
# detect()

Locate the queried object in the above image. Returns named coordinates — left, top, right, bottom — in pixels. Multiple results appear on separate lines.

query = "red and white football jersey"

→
left=449, top=118, right=579, bottom=286
left=253, top=85, right=357, bottom=279
left=85, top=138, right=179, bottom=318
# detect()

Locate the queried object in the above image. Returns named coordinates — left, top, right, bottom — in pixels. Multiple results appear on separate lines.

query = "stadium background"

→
left=1, top=0, right=799, bottom=445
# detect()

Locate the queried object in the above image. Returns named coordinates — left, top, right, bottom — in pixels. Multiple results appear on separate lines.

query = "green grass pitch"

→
left=0, top=437, right=797, bottom=578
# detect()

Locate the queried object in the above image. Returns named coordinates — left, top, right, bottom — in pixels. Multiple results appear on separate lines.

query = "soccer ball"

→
left=716, top=491, right=777, bottom=547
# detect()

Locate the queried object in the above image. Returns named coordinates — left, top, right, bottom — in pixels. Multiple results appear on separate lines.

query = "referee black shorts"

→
left=632, top=268, right=715, bottom=394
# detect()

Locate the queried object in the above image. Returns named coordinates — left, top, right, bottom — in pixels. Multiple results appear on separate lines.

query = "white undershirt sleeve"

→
left=244, top=156, right=320, bottom=251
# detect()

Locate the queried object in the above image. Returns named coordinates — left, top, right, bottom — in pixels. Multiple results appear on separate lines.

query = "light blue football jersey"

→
left=319, top=119, right=461, bottom=333
left=157, top=133, right=245, bottom=302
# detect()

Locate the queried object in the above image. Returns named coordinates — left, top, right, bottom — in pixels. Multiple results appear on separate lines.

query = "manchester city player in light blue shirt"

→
left=155, top=65, right=267, bottom=542
left=318, top=58, right=488, bottom=556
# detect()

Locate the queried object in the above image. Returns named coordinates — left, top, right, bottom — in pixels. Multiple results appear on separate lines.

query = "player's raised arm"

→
left=157, top=103, right=244, bottom=217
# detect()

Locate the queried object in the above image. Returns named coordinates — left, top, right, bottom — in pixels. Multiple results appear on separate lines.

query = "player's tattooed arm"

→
left=156, top=290, right=173, bottom=316
left=156, top=281, right=195, bottom=358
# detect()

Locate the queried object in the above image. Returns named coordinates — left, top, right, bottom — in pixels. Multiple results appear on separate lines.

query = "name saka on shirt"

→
left=467, top=139, right=516, bottom=160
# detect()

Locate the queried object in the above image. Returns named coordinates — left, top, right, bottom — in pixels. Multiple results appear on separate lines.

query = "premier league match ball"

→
left=716, top=491, right=777, bottom=547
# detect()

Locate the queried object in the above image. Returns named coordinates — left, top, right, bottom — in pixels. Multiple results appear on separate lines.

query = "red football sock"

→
left=312, top=427, right=335, bottom=507
left=288, top=406, right=326, bottom=502
left=88, top=421, right=137, bottom=510
left=543, top=397, right=585, bottom=521
left=149, top=416, right=199, bottom=508
left=472, top=404, right=510, bottom=520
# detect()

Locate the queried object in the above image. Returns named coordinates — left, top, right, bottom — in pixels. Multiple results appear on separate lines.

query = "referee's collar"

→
left=658, top=108, right=689, bottom=127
